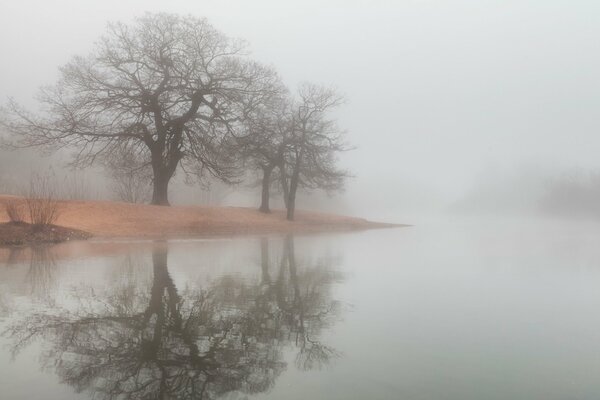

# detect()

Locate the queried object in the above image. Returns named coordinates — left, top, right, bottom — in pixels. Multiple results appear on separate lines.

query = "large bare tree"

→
left=2, top=13, right=279, bottom=205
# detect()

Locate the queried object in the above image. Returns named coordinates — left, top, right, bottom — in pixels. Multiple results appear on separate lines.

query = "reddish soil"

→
left=0, top=195, right=400, bottom=242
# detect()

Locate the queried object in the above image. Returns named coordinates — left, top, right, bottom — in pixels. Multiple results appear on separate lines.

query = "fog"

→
left=2, top=0, right=600, bottom=222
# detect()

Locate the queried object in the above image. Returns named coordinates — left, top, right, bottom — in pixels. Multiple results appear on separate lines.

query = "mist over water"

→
left=1, top=2, right=600, bottom=399
left=2, top=226, right=600, bottom=399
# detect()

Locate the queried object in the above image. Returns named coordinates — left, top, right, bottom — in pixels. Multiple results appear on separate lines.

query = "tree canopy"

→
left=3, top=13, right=280, bottom=205
left=2, top=12, right=350, bottom=216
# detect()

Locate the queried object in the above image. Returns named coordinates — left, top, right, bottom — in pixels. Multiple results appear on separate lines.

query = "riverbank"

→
left=0, top=221, right=92, bottom=246
left=0, top=196, right=402, bottom=243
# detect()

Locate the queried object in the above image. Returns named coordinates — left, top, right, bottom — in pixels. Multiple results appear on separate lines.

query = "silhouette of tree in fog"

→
left=2, top=12, right=351, bottom=213
left=237, top=94, right=292, bottom=213
left=3, top=237, right=342, bottom=399
left=2, top=13, right=279, bottom=206
left=239, top=84, right=350, bottom=218
left=281, top=84, right=350, bottom=220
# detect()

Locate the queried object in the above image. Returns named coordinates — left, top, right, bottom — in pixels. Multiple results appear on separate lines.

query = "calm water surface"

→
left=2, top=218, right=600, bottom=399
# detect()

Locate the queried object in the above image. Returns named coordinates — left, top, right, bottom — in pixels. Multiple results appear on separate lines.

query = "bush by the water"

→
left=26, top=173, right=61, bottom=228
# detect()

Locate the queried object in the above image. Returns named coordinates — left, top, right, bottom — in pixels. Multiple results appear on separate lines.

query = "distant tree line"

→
left=1, top=13, right=350, bottom=220
left=539, top=171, right=600, bottom=217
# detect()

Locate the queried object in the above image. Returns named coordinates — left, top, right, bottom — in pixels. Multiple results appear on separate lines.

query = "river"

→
left=1, top=218, right=600, bottom=399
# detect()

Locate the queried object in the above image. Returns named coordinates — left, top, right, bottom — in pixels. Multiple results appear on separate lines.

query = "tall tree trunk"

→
left=279, top=164, right=289, bottom=209
left=286, top=184, right=297, bottom=220
left=286, top=151, right=303, bottom=221
left=150, top=142, right=180, bottom=206
left=151, top=170, right=171, bottom=206
left=259, top=166, right=274, bottom=213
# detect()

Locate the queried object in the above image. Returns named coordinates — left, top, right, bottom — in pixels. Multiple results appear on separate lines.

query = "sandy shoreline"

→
left=0, top=195, right=403, bottom=241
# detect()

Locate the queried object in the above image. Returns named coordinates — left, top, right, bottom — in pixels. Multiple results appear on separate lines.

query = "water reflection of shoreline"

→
left=3, top=236, right=344, bottom=399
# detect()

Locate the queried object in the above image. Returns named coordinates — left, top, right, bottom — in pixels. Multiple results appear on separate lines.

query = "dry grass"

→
left=0, top=195, right=399, bottom=240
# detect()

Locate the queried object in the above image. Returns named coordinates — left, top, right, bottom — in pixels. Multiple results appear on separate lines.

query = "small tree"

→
left=239, top=84, right=349, bottom=218
left=238, top=94, right=291, bottom=213
left=282, top=84, right=350, bottom=221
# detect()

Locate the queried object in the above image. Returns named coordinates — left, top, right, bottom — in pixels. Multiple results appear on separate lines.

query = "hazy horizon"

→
left=2, top=0, right=600, bottom=221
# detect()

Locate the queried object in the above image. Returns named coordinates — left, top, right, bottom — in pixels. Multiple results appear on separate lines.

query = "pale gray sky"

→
left=2, top=0, right=599, bottom=216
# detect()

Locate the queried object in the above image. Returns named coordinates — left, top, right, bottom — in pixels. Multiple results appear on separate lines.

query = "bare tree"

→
left=238, top=84, right=349, bottom=218
left=282, top=84, right=350, bottom=220
left=2, top=13, right=279, bottom=206
left=238, top=93, right=292, bottom=213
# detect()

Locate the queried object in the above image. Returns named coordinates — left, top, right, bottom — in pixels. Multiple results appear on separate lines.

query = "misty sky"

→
left=2, top=0, right=600, bottom=211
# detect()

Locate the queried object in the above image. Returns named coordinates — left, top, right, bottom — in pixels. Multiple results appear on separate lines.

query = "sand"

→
left=0, top=195, right=400, bottom=240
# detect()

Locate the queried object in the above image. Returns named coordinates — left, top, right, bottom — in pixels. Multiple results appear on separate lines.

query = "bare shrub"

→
left=26, top=173, right=61, bottom=228
left=111, top=171, right=151, bottom=204
left=105, top=144, right=152, bottom=204
left=6, top=200, right=25, bottom=223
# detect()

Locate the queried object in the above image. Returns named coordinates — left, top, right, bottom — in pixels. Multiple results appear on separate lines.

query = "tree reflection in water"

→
left=3, top=236, right=343, bottom=399
left=26, top=246, right=58, bottom=304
